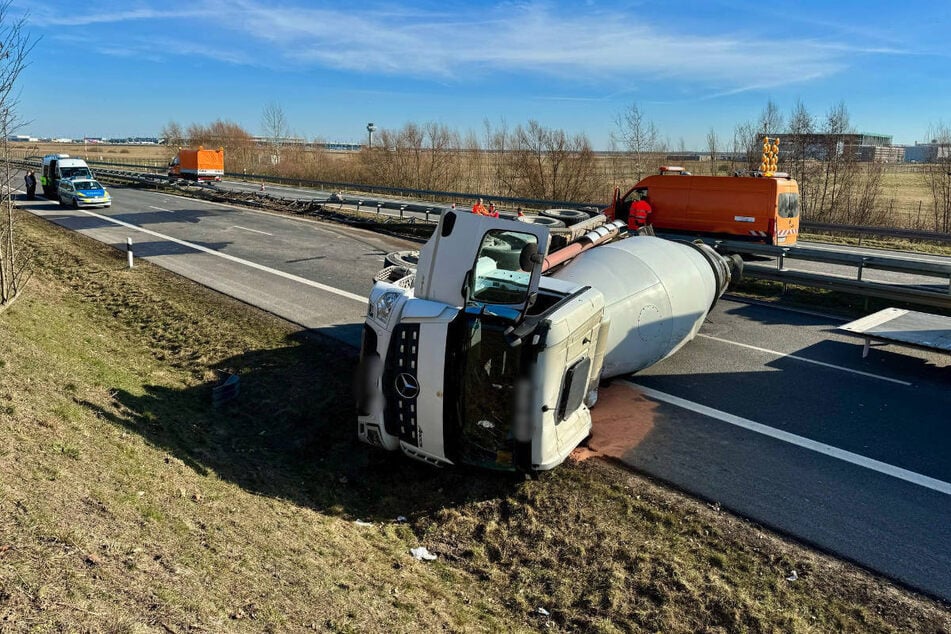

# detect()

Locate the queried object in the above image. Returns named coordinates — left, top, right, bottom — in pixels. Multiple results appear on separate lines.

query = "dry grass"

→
left=1, top=210, right=948, bottom=632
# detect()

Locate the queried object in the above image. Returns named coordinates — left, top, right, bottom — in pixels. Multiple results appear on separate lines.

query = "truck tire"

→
left=516, top=215, right=566, bottom=229
left=540, top=208, right=590, bottom=226
left=384, top=250, right=419, bottom=269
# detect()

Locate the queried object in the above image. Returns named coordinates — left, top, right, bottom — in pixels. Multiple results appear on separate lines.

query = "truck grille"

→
left=382, top=324, right=421, bottom=445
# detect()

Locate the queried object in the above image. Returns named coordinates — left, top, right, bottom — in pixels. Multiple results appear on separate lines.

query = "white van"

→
left=41, top=154, right=94, bottom=197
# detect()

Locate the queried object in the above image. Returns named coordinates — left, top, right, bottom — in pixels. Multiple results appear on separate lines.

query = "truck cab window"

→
left=778, top=193, right=800, bottom=219
left=470, top=230, right=537, bottom=306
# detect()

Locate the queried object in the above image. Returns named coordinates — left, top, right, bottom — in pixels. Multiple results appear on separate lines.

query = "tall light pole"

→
left=366, top=122, right=376, bottom=148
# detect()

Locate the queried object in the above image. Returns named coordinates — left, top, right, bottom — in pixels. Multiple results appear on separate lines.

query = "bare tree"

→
left=160, top=120, right=186, bottom=148
left=732, top=121, right=758, bottom=171
left=922, top=122, right=951, bottom=232
left=0, top=1, right=36, bottom=310
left=613, top=102, right=660, bottom=181
left=706, top=128, right=719, bottom=175
left=359, top=121, right=463, bottom=193
left=261, top=102, right=290, bottom=166
left=757, top=99, right=785, bottom=137
left=493, top=120, right=600, bottom=202
left=814, top=101, right=852, bottom=220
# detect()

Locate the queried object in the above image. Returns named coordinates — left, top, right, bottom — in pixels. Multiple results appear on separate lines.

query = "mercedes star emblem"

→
left=395, top=372, right=420, bottom=399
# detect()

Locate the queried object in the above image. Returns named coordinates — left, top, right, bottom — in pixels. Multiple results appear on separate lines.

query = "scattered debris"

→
left=395, top=516, right=407, bottom=524
left=786, top=570, right=798, bottom=582
left=410, top=547, right=437, bottom=561
left=354, top=520, right=373, bottom=527
left=536, top=607, right=551, bottom=617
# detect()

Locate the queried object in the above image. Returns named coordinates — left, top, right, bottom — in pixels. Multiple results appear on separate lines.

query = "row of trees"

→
left=159, top=100, right=950, bottom=233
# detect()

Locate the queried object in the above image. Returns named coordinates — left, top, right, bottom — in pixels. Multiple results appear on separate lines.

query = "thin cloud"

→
left=30, top=6, right=214, bottom=26
left=35, top=0, right=908, bottom=93
left=208, top=0, right=858, bottom=89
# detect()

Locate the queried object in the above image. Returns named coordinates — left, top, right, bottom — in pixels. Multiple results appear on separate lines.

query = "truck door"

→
left=414, top=211, right=550, bottom=318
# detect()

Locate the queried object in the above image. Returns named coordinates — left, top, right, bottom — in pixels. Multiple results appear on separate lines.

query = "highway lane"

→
left=22, top=186, right=412, bottom=347
left=212, top=178, right=951, bottom=294
left=18, top=185, right=951, bottom=600
left=606, top=299, right=950, bottom=598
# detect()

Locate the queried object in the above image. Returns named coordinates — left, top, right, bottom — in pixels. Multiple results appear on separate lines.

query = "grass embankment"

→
left=1, top=211, right=949, bottom=632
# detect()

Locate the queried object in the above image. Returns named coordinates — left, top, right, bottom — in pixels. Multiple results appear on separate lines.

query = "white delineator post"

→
left=127, top=237, right=133, bottom=269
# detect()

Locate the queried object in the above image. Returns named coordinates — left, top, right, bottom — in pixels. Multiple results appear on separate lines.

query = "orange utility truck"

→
left=168, top=147, right=224, bottom=182
left=603, top=138, right=801, bottom=246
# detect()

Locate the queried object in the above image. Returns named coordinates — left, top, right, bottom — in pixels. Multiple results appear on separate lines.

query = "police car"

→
left=57, top=178, right=111, bottom=209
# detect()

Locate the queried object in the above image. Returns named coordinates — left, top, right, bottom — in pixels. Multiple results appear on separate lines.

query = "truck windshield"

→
left=470, top=230, right=537, bottom=306
left=450, top=312, right=523, bottom=469
left=61, top=167, right=92, bottom=179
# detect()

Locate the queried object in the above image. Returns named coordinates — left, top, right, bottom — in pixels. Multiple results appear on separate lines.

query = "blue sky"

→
left=14, top=1, right=951, bottom=149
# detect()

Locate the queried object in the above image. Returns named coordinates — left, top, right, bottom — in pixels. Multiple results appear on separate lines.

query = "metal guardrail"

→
left=744, top=267, right=951, bottom=310
left=14, top=157, right=951, bottom=310
left=698, top=238, right=951, bottom=310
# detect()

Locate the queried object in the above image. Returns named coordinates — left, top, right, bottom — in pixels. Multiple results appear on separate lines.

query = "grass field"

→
left=1, top=209, right=948, bottom=631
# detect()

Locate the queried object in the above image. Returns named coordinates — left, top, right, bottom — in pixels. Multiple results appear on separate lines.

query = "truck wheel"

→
left=384, top=250, right=419, bottom=269
left=540, top=208, right=590, bottom=226
left=516, top=215, right=566, bottom=228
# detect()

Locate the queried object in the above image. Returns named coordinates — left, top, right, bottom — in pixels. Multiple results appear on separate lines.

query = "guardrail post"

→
left=126, top=237, right=134, bottom=269
left=857, top=258, right=867, bottom=281
left=357, top=201, right=363, bottom=214
left=376, top=203, right=382, bottom=216
left=400, top=204, right=406, bottom=220
left=424, top=207, right=431, bottom=222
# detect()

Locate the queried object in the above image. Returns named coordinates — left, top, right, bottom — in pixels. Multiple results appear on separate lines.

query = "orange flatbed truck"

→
left=168, top=147, right=224, bottom=182
left=604, top=166, right=801, bottom=246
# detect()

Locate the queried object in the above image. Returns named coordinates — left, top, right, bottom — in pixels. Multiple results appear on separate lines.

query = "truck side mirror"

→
left=519, top=243, right=543, bottom=272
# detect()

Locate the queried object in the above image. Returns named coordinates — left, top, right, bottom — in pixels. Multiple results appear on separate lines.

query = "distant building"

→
left=903, top=141, right=951, bottom=163
left=776, top=132, right=901, bottom=162
left=665, top=153, right=704, bottom=162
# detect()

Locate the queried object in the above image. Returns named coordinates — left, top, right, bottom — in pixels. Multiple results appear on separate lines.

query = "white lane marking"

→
left=631, top=383, right=951, bottom=496
left=698, top=334, right=911, bottom=386
left=149, top=205, right=173, bottom=213
left=68, top=208, right=367, bottom=303
left=232, top=225, right=273, bottom=236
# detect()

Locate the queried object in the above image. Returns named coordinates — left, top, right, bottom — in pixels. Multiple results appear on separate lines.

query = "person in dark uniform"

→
left=24, top=170, right=37, bottom=200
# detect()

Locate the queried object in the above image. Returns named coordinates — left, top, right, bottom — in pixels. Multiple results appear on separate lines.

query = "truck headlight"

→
left=375, top=291, right=401, bottom=323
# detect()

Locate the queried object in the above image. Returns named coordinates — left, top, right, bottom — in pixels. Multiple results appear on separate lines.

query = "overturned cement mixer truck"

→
left=355, top=210, right=738, bottom=471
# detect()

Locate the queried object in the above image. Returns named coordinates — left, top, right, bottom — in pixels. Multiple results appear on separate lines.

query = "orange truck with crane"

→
left=603, top=137, right=801, bottom=246
left=168, top=147, right=224, bottom=182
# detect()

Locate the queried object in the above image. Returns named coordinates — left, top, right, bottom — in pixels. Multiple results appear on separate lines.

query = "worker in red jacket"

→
left=629, top=192, right=652, bottom=229
left=472, top=198, right=488, bottom=215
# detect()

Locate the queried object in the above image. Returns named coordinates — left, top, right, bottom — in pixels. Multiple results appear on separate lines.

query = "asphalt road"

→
left=211, top=177, right=951, bottom=295
left=18, top=184, right=951, bottom=601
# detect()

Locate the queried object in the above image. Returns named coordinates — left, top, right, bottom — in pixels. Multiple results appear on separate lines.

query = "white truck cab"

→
left=357, top=210, right=732, bottom=471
